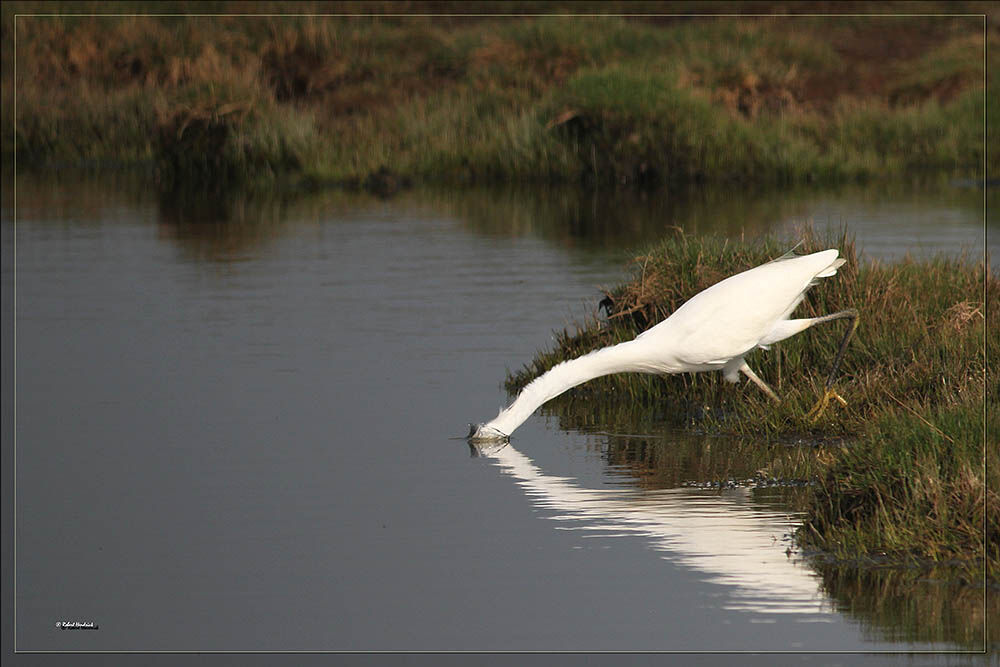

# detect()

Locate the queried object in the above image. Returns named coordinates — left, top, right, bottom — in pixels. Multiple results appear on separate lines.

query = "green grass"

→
left=801, top=402, right=996, bottom=577
left=503, top=232, right=995, bottom=580
left=5, top=7, right=993, bottom=187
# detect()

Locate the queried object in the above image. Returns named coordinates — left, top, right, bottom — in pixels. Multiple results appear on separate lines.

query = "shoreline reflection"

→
left=472, top=440, right=833, bottom=617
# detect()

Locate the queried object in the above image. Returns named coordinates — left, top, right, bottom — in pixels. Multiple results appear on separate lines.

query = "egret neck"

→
left=474, top=339, right=673, bottom=439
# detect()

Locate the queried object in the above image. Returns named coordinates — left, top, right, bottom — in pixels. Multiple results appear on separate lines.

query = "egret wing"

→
left=640, top=249, right=844, bottom=366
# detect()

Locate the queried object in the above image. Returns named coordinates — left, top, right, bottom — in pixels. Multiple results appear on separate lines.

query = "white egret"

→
left=469, top=248, right=858, bottom=441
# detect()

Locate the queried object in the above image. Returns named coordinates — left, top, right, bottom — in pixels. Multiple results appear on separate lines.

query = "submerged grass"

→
left=504, top=232, right=995, bottom=581
left=812, top=562, right=999, bottom=647
left=5, top=7, right=994, bottom=187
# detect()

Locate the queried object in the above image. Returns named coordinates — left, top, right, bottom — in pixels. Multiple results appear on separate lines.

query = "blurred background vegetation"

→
left=2, top=2, right=996, bottom=189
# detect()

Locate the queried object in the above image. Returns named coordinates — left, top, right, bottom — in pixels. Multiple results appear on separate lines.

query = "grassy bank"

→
left=5, top=4, right=995, bottom=187
left=503, top=232, right=996, bottom=581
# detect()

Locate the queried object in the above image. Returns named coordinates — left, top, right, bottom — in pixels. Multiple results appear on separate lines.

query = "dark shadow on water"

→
left=154, top=186, right=300, bottom=263
left=7, top=171, right=990, bottom=267
left=810, top=561, right=998, bottom=649
left=397, top=183, right=804, bottom=248
left=530, top=395, right=828, bottom=501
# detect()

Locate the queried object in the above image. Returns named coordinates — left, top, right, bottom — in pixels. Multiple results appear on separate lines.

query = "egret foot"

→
left=806, top=387, right=848, bottom=422
left=806, top=308, right=858, bottom=422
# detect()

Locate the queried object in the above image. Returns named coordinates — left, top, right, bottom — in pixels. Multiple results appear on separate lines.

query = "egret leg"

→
left=806, top=309, right=859, bottom=421
left=739, top=362, right=780, bottom=403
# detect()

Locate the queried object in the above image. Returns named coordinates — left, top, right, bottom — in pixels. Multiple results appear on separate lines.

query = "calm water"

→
left=3, top=175, right=994, bottom=656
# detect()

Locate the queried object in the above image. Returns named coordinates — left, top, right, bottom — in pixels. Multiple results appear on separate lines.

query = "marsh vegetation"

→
left=6, top=6, right=994, bottom=188
left=505, top=232, right=996, bottom=584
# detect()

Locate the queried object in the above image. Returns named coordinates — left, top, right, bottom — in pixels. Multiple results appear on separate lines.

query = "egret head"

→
left=467, top=422, right=509, bottom=443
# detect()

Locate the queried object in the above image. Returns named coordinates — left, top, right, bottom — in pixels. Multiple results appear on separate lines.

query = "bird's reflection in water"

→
left=471, top=439, right=834, bottom=617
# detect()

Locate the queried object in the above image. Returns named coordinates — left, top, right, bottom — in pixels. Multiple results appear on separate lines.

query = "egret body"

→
left=470, top=248, right=857, bottom=441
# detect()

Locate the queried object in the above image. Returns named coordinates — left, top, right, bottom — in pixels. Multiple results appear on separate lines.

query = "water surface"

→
left=3, top=175, right=992, bottom=655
